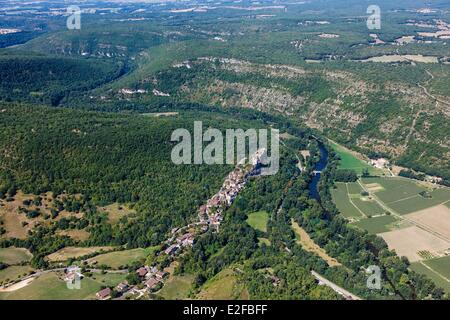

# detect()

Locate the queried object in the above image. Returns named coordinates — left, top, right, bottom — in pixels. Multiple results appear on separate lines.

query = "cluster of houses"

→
left=136, top=266, right=168, bottom=291
left=199, top=149, right=265, bottom=230
left=95, top=266, right=169, bottom=300
left=119, top=88, right=147, bottom=95
left=164, top=232, right=195, bottom=257
left=94, top=150, right=266, bottom=300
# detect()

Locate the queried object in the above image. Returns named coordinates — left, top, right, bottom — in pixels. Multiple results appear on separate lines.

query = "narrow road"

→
left=417, top=70, right=450, bottom=107
left=311, top=270, right=362, bottom=300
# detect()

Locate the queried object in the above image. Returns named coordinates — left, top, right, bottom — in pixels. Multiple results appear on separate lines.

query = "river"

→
left=308, top=142, right=328, bottom=200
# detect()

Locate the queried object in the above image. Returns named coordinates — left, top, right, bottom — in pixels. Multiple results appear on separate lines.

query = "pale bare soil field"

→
left=405, top=205, right=450, bottom=239
left=379, top=226, right=449, bottom=262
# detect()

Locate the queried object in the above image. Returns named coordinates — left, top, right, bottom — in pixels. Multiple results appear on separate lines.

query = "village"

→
left=83, top=149, right=266, bottom=300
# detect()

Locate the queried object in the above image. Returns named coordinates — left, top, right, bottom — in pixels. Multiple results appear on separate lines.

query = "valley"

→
left=0, top=0, right=448, bottom=302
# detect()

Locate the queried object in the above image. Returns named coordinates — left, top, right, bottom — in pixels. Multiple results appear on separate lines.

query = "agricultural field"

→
left=361, top=177, right=450, bottom=214
left=405, top=205, right=450, bottom=239
left=158, top=274, right=195, bottom=300
left=331, top=183, right=363, bottom=218
left=379, top=226, right=449, bottom=262
left=85, top=247, right=159, bottom=269
left=424, top=256, right=450, bottom=280
left=352, top=215, right=399, bottom=234
left=196, top=268, right=248, bottom=300
left=410, top=262, right=450, bottom=294
left=46, top=246, right=115, bottom=262
left=0, top=247, right=32, bottom=265
left=352, top=198, right=386, bottom=217
left=246, top=211, right=269, bottom=233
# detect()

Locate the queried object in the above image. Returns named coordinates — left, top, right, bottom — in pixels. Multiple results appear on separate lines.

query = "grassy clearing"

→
left=331, top=183, right=362, bottom=218
left=0, top=273, right=101, bottom=300
left=197, top=268, right=247, bottom=300
left=258, top=238, right=271, bottom=246
left=0, top=266, right=34, bottom=284
left=158, top=274, right=194, bottom=300
left=99, top=203, right=136, bottom=224
left=89, top=273, right=127, bottom=287
left=0, top=247, right=32, bottom=265
left=56, top=229, right=90, bottom=241
left=246, top=211, right=269, bottom=233
left=352, top=215, right=398, bottom=234
left=291, top=219, right=340, bottom=267
left=410, top=262, right=450, bottom=294
left=86, top=247, right=158, bottom=268
left=46, top=246, right=114, bottom=262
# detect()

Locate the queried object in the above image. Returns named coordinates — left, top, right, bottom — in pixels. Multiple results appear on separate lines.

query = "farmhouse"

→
left=145, top=278, right=159, bottom=290
left=155, top=271, right=168, bottom=281
left=115, top=281, right=129, bottom=293
left=370, top=158, right=389, bottom=169
left=136, top=267, right=148, bottom=277
left=96, top=287, right=112, bottom=300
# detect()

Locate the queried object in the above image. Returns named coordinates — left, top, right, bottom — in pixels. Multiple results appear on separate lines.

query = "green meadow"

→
left=158, top=274, right=195, bottom=300
left=330, top=142, right=380, bottom=175
left=0, top=247, right=33, bottom=265
left=86, top=247, right=159, bottom=269
left=352, top=215, right=398, bottom=234
left=246, top=211, right=269, bottom=233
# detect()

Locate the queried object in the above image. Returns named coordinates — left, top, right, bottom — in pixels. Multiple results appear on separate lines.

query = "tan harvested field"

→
left=291, top=220, right=341, bottom=267
left=361, top=54, right=439, bottom=63
left=379, top=226, right=449, bottom=262
left=405, top=205, right=450, bottom=239
left=46, top=246, right=114, bottom=262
